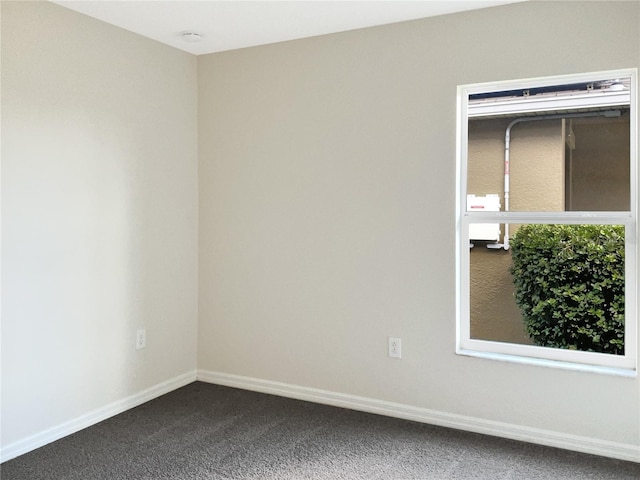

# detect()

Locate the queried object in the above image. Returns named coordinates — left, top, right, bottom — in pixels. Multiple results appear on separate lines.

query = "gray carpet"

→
left=1, top=382, right=639, bottom=479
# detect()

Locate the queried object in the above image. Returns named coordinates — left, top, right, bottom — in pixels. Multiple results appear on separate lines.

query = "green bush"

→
left=510, top=224, right=624, bottom=355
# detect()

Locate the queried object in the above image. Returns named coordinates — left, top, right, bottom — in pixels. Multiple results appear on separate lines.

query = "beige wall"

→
left=198, top=0, right=639, bottom=452
left=1, top=1, right=198, bottom=452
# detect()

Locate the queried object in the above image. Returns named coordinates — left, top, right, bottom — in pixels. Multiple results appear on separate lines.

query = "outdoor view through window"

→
left=458, top=70, right=636, bottom=371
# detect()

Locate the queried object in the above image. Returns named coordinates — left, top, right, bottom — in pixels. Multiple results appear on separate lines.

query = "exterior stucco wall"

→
left=569, top=116, right=630, bottom=211
left=468, top=119, right=564, bottom=343
left=468, top=114, right=630, bottom=344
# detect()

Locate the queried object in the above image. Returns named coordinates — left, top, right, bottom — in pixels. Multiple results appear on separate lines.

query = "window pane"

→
left=469, top=223, right=625, bottom=355
left=466, top=77, right=631, bottom=213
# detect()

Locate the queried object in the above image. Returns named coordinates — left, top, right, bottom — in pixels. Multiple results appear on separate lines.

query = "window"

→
left=456, top=69, right=637, bottom=373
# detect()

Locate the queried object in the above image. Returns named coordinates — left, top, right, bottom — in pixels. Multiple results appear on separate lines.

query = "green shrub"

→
left=510, top=224, right=624, bottom=355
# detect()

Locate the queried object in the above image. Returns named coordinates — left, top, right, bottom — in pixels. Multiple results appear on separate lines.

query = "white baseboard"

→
left=0, top=370, right=197, bottom=463
left=197, top=369, right=640, bottom=463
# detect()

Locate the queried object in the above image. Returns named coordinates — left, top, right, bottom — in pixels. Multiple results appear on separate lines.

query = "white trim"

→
left=457, top=348, right=637, bottom=377
left=463, top=69, right=636, bottom=98
left=468, top=90, right=630, bottom=118
left=197, top=370, right=640, bottom=463
left=0, top=370, right=197, bottom=463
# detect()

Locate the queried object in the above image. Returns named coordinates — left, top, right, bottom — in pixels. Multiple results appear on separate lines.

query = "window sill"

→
left=456, top=348, right=637, bottom=378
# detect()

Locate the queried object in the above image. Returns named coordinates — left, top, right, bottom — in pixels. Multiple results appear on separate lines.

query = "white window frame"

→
left=456, top=69, right=638, bottom=375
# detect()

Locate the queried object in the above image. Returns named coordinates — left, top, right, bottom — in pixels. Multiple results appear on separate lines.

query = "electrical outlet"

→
left=136, top=328, right=146, bottom=350
left=388, top=337, right=401, bottom=359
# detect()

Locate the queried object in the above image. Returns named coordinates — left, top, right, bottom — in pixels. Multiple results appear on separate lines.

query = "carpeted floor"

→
left=1, top=382, right=639, bottom=479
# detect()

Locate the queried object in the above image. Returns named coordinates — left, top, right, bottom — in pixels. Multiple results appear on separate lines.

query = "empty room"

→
left=2, top=0, right=640, bottom=478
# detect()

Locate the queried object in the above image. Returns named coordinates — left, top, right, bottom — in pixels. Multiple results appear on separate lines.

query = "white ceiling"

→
left=52, top=1, right=524, bottom=56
